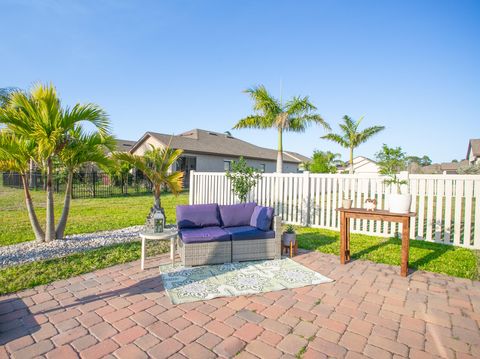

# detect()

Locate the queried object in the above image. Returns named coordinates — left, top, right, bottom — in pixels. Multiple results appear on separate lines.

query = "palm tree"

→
left=113, top=144, right=184, bottom=220
left=0, top=130, right=44, bottom=241
left=0, top=84, right=111, bottom=241
left=233, top=85, right=330, bottom=173
left=55, top=127, right=115, bottom=239
left=321, top=115, right=385, bottom=174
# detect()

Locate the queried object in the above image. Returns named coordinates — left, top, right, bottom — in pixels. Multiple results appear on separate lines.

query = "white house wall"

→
left=186, top=152, right=299, bottom=173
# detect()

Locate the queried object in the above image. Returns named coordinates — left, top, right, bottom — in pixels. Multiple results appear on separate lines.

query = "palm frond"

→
left=357, top=125, right=385, bottom=145
left=285, top=96, right=316, bottom=115
left=244, top=85, right=282, bottom=115
left=321, top=133, right=349, bottom=148
left=233, top=115, right=273, bottom=129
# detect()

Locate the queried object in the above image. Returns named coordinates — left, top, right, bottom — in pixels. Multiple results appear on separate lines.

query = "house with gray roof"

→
left=467, top=139, right=480, bottom=165
left=130, top=129, right=309, bottom=185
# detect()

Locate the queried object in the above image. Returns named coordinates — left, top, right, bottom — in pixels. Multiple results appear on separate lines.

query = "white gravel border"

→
left=0, top=226, right=144, bottom=268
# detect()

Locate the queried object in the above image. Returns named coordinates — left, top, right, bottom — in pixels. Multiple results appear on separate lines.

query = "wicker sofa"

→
left=176, top=203, right=281, bottom=266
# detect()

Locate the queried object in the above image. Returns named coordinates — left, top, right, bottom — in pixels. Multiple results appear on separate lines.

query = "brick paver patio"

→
left=1, top=250, right=479, bottom=358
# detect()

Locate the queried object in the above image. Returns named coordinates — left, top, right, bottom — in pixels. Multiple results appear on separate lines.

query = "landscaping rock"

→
left=0, top=226, right=143, bottom=268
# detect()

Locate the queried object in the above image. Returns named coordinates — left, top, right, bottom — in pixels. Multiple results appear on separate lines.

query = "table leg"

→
left=401, top=218, right=410, bottom=277
left=141, top=236, right=146, bottom=271
left=170, top=237, right=175, bottom=265
left=340, top=212, right=346, bottom=264
left=345, top=217, right=351, bottom=261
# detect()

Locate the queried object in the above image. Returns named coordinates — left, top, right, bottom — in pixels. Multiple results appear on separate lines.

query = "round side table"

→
left=140, top=228, right=178, bottom=270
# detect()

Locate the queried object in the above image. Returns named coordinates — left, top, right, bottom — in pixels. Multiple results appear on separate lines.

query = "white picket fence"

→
left=188, top=171, right=480, bottom=249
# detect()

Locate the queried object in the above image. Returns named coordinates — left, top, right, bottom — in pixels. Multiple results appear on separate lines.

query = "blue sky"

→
left=1, top=0, right=479, bottom=163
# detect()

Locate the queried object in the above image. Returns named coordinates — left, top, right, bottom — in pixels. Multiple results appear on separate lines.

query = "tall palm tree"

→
left=233, top=85, right=330, bottom=173
left=113, top=144, right=184, bottom=220
left=0, top=83, right=111, bottom=241
left=0, top=130, right=44, bottom=241
left=55, top=127, right=115, bottom=239
left=322, top=115, right=385, bottom=174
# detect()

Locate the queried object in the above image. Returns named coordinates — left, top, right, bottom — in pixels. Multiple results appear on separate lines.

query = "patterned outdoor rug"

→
left=159, top=258, right=333, bottom=304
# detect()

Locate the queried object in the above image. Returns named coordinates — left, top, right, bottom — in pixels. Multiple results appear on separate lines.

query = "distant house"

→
left=466, top=139, right=480, bottom=165
left=417, top=160, right=469, bottom=175
left=343, top=156, right=380, bottom=174
left=129, top=129, right=310, bottom=185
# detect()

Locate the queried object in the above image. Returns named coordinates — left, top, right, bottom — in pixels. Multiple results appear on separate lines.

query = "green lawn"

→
left=297, top=227, right=479, bottom=280
left=0, top=186, right=189, bottom=246
left=0, top=241, right=169, bottom=295
left=0, top=186, right=478, bottom=296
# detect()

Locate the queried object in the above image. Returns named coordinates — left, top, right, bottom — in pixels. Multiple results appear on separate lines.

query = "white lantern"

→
left=153, top=211, right=165, bottom=233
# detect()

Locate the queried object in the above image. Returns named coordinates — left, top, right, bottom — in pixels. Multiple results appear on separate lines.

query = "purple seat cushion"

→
left=250, top=206, right=274, bottom=231
left=219, top=202, right=257, bottom=228
left=176, top=204, right=221, bottom=229
left=179, top=226, right=231, bottom=244
left=224, top=226, right=275, bottom=241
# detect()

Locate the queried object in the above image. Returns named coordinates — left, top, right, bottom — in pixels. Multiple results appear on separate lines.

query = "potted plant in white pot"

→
left=282, top=224, right=296, bottom=246
left=376, top=144, right=411, bottom=214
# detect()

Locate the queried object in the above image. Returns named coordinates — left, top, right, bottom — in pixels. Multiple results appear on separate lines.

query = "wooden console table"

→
left=337, top=208, right=416, bottom=277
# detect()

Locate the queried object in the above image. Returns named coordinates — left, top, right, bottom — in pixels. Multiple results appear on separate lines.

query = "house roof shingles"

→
left=131, top=129, right=310, bottom=164
left=467, top=139, right=480, bottom=158
left=115, top=139, right=137, bottom=152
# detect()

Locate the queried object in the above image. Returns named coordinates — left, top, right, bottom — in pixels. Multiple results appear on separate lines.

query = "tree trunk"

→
left=21, top=174, right=45, bottom=242
left=349, top=147, right=354, bottom=174
left=56, top=170, right=73, bottom=239
left=45, top=157, right=56, bottom=241
left=276, top=128, right=283, bottom=173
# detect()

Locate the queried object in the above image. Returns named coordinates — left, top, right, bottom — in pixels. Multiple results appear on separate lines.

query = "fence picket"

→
left=453, top=180, right=464, bottom=246
left=426, top=179, right=435, bottom=241
left=435, top=179, right=444, bottom=243
left=463, top=180, right=473, bottom=247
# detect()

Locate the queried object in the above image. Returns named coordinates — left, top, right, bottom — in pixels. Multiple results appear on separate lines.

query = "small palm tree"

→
left=113, top=144, right=184, bottom=220
left=0, top=83, right=111, bottom=241
left=0, top=130, right=44, bottom=241
left=55, top=127, right=115, bottom=239
left=234, top=85, right=330, bottom=173
left=322, top=115, right=384, bottom=174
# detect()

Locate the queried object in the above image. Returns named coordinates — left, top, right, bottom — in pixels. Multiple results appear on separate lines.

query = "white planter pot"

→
left=388, top=194, right=412, bottom=214
left=342, top=199, right=352, bottom=209
left=282, top=233, right=296, bottom=245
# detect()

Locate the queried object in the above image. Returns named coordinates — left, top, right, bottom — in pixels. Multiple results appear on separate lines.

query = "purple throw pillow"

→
left=219, top=202, right=257, bottom=228
left=250, top=206, right=274, bottom=231
left=176, top=204, right=221, bottom=229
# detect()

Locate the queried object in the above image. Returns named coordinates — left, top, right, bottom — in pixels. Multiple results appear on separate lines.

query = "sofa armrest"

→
left=273, top=215, right=282, bottom=259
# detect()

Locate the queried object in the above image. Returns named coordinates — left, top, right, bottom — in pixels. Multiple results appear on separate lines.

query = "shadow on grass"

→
left=296, top=228, right=478, bottom=279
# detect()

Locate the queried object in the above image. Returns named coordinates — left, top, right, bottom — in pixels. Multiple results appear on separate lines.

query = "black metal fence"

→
left=1, top=171, right=153, bottom=199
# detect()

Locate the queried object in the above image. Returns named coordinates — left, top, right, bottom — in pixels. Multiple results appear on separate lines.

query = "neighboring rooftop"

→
left=115, top=139, right=136, bottom=152
left=417, top=159, right=469, bottom=174
left=467, top=138, right=480, bottom=158
left=130, top=129, right=310, bottom=163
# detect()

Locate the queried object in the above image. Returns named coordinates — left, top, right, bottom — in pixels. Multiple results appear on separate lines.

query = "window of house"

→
left=260, top=164, right=266, bottom=172
left=224, top=160, right=231, bottom=171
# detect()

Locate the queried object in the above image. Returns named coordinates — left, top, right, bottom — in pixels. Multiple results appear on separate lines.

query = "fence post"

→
left=92, top=172, right=96, bottom=198
left=189, top=170, right=195, bottom=205
left=302, top=171, right=311, bottom=226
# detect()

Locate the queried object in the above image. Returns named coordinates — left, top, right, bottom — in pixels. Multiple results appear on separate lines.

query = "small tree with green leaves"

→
left=226, top=157, right=261, bottom=202
left=309, top=150, right=342, bottom=173
left=375, top=144, right=408, bottom=194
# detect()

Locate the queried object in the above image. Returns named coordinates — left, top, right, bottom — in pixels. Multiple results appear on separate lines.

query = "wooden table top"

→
left=336, top=207, right=416, bottom=217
